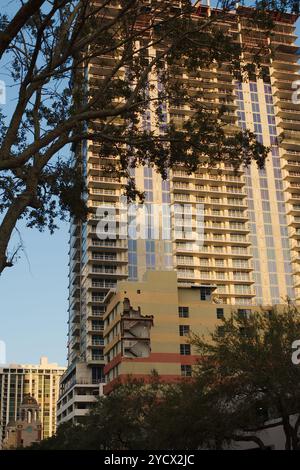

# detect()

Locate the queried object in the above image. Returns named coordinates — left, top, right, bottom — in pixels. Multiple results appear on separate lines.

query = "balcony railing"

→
left=88, top=355, right=105, bottom=362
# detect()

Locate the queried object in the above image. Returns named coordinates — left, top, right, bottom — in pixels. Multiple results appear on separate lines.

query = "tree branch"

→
left=0, top=0, right=45, bottom=59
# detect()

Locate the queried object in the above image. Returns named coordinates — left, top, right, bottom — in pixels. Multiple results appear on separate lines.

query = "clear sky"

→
left=0, top=221, right=69, bottom=366
left=0, top=3, right=68, bottom=367
left=0, top=5, right=299, bottom=367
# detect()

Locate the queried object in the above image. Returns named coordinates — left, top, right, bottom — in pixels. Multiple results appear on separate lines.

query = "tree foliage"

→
left=190, top=303, right=300, bottom=450
left=29, top=305, right=300, bottom=450
left=0, top=0, right=298, bottom=272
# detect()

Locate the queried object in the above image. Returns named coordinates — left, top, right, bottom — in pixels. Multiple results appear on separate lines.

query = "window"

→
left=238, top=309, right=251, bottom=319
left=216, top=308, right=224, bottom=319
left=177, top=268, right=194, bottom=278
left=199, top=271, right=210, bottom=279
left=216, top=272, right=225, bottom=280
left=233, top=271, right=249, bottom=281
left=215, top=259, right=224, bottom=267
left=200, top=286, right=211, bottom=301
left=200, top=258, right=209, bottom=267
left=235, top=284, right=251, bottom=295
left=179, top=325, right=190, bottom=336
left=180, top=344, right=191, bottom=355
left=235, top=297, right=252, bottom=305
left=216, top=284, right=226, bottom=294
left=178, top=306, right=189, bottom=318
left=232, top=259, right=248, bottom=269
left=181, top=365, right=192, bottom=377
left=239, top=326, right=251, bottom=337
left=217, top=326, right=225, bottom=337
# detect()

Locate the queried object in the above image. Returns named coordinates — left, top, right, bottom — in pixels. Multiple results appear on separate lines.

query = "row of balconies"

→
left=170, top=204, right=247, bottom=215
left=92, top=253, right=117, bottom=261
left=280, top=120, right=300, bottom=133
left=176, top=271, right=254, bottom=293
left=289, top=216, right=300, bottom=227
left=174, top=231, right=250, bottom=244
left=91, top=280, right=116, bottom=289
left=203, top=222, right=249, bottom=232
left=278, top=109, right=300, bottom=118
left=177, top=258, right=251, bottom=269
left=292, top=228, right=300, bottom=237
left=285, top=171, right=300, bottom=179
left=196, top=272, right=252, bottom=282
left=288, top=191, right=300, bottom=202
left=204, top=210, right=248, bottom=220
left=91, top=253, right=128, bottom=265
left=173, top=172, right=244, bottom=184
left=176, top=243, right=251, bottom=257
left=287, top=204, right=300, bottom=216
left=173, top=182, right=246, bottom=194
left=91, top=266, right=127, bottom=277
left=87, top=176, right=121, bottom=189
left=174, top=194, right=247, bottom=206
left=174, top=206, right=247, bottom=216
left=88, top=234, right=127, bottom=250
left=90, top=190, right=119, bottom=200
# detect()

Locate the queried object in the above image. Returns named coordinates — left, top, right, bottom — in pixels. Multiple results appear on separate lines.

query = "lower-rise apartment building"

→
left=57, top=363, right=103, bottom=425
left=103, top=270, right=269, bottom=394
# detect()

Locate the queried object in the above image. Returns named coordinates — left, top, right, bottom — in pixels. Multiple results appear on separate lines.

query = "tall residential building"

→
left=0, top=357, right=65, bottom=447
left=59, top=3, right=300, bottom=421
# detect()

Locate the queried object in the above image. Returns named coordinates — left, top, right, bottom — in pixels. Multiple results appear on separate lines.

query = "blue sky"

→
left=0, top=5, right=299, bottom=367
left=0, top=221, right=69, bottom=365
left=0, top=1, right=69, bottom=366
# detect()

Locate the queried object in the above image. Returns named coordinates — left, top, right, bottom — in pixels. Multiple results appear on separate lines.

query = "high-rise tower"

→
left=58, top=3, right=300, bottom=423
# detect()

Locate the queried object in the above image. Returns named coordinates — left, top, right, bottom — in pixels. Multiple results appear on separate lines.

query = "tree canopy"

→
left=190, top=303, right=300, bottom=450
left=28, top=305, right=300, bottom=450
left=0, top=0, right=298, bottom=273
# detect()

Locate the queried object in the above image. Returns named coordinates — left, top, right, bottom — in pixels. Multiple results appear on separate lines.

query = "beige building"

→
left=57, top=363, right=103, bottom=425
left=103, top=270, right=270, bottom=393
left=0, top=357, right=65, bottom=447
left=60, top=2, right=300, bottom=419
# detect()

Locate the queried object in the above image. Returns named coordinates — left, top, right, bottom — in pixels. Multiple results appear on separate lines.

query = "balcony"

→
left=70, top=324, right=80, bottom=337
left=87, top=338, right=105, bottom=348
left=280, top=119, right=300, bottom=131
left=177, top=270, right=195, bottom=279
left=173, top=194, right=191, bottom=203
left=285, top=171, right=300, bottom=181
left=292, top=229, right=300, bottom=239
left=91, top=280, right=116, bottom=289
left=92, top=253, right=117, bottom=262
left=176, top=257, right=195, bottom=266
left=90, top=266, right=126, bottom=277
left=91, top=296, right=106, bottom=303
left=89, top=189, right=119, bottom=202
left=230, top=235, right=250, bottom=245
left=289, top=217, right=300, bottom=228
left=172, top=170, right=191, bottom=180
left=88, top=238, right=127, bottom=251
left=88, top=176, right=121, bottom=187
left=87, top=354, right=105, bottom=363
left=70, top=311, right=80, bottom=324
